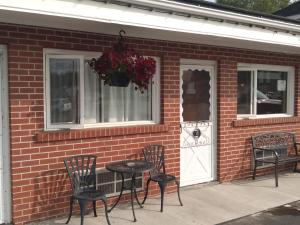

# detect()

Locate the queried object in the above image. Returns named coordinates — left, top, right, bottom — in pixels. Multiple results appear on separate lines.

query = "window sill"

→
left=35, top=124, right=169, bottom=142
left=233, top=116, right=300, bottom=127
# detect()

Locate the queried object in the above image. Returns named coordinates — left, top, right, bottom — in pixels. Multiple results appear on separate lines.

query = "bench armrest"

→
left=253, top=147, right=279, bottom=159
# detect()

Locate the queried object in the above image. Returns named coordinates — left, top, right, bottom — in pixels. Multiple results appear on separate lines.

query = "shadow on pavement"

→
left=218, top=200, right=300, bottom=225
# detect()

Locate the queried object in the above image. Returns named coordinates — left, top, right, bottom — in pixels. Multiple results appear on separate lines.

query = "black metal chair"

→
left=142, top=145, right=183, bottom=212
left=64, top=155, right=111, bottom=225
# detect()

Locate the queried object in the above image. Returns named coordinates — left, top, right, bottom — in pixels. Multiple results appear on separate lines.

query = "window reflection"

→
left=237, top=71, right=252, bottom=114
left=237, top=70, right=288, bottom=116
left=257, top=70, right=287, bottom=115
left=50, top=58, right=80, bottom=124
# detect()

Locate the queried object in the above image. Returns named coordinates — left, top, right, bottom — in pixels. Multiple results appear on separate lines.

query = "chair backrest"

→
left=142, top=145, right=165, bottom=176
left=64, top=155, right=97, bottom=194
left=251, top=132, right=297, bottom=158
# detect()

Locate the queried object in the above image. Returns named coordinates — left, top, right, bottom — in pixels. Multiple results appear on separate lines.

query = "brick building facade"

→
left=0, top=0, right=300, bottom=225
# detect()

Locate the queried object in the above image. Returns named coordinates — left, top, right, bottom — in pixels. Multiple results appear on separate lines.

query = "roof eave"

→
left=117, top=0, right=300, bottom=33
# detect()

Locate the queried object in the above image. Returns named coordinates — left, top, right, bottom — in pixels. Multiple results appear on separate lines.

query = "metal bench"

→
left=251, top=132, right=300, bottom=187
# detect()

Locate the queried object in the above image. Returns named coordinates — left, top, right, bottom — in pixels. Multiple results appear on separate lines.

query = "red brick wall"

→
left=1, top=22, right=300, bottom=225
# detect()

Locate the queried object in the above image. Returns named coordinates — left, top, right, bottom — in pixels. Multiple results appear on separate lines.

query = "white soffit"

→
left=0, top=0, right=300, bottom=53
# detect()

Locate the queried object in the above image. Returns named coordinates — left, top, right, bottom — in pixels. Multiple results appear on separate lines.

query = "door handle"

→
left=193, top=128, right=201, bottom=138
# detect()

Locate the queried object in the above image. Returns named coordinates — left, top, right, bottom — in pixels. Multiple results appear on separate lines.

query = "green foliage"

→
left=217, top=0, right=290, bottom=14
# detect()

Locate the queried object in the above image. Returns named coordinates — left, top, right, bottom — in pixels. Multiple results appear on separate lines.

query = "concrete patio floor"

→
left=31, top=172, right=300, bottom=225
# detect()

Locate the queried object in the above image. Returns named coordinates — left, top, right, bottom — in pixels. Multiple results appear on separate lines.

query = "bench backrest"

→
left=251, top=132, right=296, bottom=156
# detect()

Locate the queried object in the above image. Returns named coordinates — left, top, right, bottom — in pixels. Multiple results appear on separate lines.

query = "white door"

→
left=180, top=64, right=216, bottom=186
left=0, top=46, right=11, bottom=223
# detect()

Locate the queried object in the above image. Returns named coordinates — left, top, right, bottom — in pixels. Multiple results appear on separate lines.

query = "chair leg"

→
left=101, top=198, right=111, bottom=225
left=275, top=162, right=278, bottom=187
left=294, top=162, right=299, bottom=172
left=175, top=180, right=183, bottom=206
left=65, top=196, right=73, bottom=224
left=252, top=161, right=257, bottom=180
left=93, top=200, right=97, bottom=217
left=78, top=200, right=87, bottom=225
left=158, top=182, right=166, bottom=213
left=142, top=178, right=151, bottom=204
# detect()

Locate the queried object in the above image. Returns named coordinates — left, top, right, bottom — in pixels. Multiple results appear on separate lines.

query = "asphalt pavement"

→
left=218, top=201, right=300, bottom=225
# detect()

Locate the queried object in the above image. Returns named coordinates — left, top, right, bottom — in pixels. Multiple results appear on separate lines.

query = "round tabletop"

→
left=106, top=160, right=154, bottom=174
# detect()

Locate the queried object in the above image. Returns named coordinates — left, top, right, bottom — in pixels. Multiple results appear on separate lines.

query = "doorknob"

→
left=193, top=128, right=201, bottom=138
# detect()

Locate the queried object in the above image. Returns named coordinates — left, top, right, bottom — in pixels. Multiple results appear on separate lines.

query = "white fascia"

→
left=122, top=0, right=300, bottom=33
left=0, top=0, right=300, bottom=48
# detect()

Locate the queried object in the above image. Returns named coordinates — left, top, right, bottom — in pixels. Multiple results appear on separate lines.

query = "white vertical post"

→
left=0, top=44, right=3, bottom=223
left=0, top=45, right=11, bottom=224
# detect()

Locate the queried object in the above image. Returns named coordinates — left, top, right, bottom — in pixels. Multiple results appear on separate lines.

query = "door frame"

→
left=179, top=59, right=217, bottom=185
left=0, top=45, right=12, bottom=224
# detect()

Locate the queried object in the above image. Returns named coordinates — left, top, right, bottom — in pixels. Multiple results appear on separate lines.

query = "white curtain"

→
left=125, top=83, right=151, bottom=121
left=84, top=62, right=100, bottom=123
left=101, top=84, right=126, bottom=122
left=84, top=73, right=152, bottom=123
left=101, top=83, right=151, bottom=122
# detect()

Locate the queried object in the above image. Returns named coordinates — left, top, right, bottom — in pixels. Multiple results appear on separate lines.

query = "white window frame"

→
left=44, top=49, right=161, bottom=130
left=237, top=63, right=294, bottom=119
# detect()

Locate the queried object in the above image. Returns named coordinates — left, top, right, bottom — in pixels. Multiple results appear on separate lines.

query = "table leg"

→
left=108, top=172, right=124, bottom=213
left=131, top=174, right=137, bottom=222
left=133, top=176, right=143, bottom=208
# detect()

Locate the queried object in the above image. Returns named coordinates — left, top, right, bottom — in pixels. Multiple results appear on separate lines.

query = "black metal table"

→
left=105, top=160, right=154, bottom=222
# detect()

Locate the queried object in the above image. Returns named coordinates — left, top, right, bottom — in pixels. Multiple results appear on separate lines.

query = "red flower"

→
left=133, top=56, right=156, bottom=91
left=89, top=42, right=156, bottom=92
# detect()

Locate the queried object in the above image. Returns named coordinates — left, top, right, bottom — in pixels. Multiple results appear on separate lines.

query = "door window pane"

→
left=49, top=58, right=80, bottom=124
left=237, top=71, right=252, bottom=114
left=257, top=71, right=287, bottom=115
left=182, top=69, right=210, bottom=121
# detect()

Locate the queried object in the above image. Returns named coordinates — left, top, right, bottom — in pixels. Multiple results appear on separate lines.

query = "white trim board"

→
left=0, top=1, right=299, bottom=54
left=120, top=0, right=300, bottom=32
left=0, top=45, right=11, bottom=224
left=1, top=0, right=300, bottom=32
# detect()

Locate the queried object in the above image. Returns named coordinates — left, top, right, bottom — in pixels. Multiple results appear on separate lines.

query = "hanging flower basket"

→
left=110, top=71, right=131, bottom=87
left=89, top=30, right=156, bottom=92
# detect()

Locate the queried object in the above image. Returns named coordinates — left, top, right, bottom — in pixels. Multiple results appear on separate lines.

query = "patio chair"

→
left=64, top=155, right=111, bottom=225
left=142, top=145, right=183, bottom=212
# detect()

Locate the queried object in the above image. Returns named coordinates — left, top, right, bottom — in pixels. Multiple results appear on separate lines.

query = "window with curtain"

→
left=237, top=64, right=294, bottom=118
left=45, top=50, right=160, bottom=130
